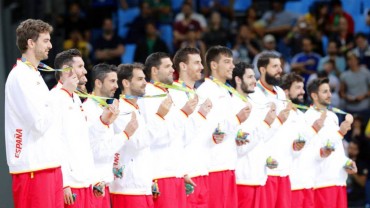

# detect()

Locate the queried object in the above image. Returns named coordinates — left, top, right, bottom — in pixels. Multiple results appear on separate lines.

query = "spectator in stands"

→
left=175, top=2, right=207, bottom=31
left=232, top=24, right=261, bottom=64
left=94, top=18, right=125, bottom=65
left=202, top=11, right=230, bottom=49
left=346, top=140, right=368, bottom=207
left=330, top=16, right=355, bottom=55
left=199, top=0, right=232, bottom=19
left=252, top=34, right=281, bottom=78
left=351, top=33, right=370, bottom=69
left=350, top=116, right=366, bottom=141
left=284, top=16, right=323, bottom=56
left=125, top=1, right=153, bottom=44
left=180, top=28, right=206, bottom=59
left=144, top=0, right=171, bottom=24
left=307, top=61, right=341, bottom=107
left=291, top=37, right=322, bottom=82
left=311, top=2, right=330, bottom=36
left=60, top=2, right=90, bottom=41
left=317, top=39, right=346, bottom=74
left=244, top=6, right=259, bottom=28
left=134, top=21, right=169, bottom=64
left=120, top=0, right=140, bottom=9
left=64, top=29, right=92, bottom=66
left=340, top=52, right=370, bottom=115
left=254, top=0, right=298, bottom=37
left=174, top=5, right=202, bottom=49
left=328, top=0, right=355, bottom=35
left=366, top=10, right=370, bottom=26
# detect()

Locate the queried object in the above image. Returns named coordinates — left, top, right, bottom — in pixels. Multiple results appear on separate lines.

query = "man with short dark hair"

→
left=82, top=63, right=138, bottom=208
left=281, top=73, right=326, bottom=208
left=5, top=19, right=77, bottom=208
left=306, top=78, right=357, bottom=208
left=317, top=40, right=346, bottom=73
left=53, top=49, right=116, bottom=207
left=249, top=52, right=295, bottom=208
left=94, top=18, right=124, bottom=65
left=196, top=46, right=252, bottom=208
left=231, top=62, right=278, bottom=208
left=351, top=32, right=370, bottom=69
left=109, top=63, right=156, bottom=208
left=172, top=47, right=213, bottom=207
left=291, top=37, right=322, bottom=83
left=138, top=52, right=192, bottom=208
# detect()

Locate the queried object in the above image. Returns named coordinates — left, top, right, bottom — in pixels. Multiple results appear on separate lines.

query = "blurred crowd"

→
left=29, top=0, right=370, bottom=206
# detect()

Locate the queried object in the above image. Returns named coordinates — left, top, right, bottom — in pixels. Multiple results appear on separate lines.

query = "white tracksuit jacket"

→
left=110, top=98, right=155, bottom=195
left=289, top=109, right=321, bottom=190
left=232, top=95, right=281, bottom=186
left=5, top=59, right=64, bottom=174
left=169, top=81, right=210, bottom=178
left=52, top=83, right=97, bottom=188
left=305, top=107, right=349, bottom=188
left=248, top=81, right=310, bottom=177
left=137, top=82, right=188, bottom=179
left=196, top=78, right=241, bottom=173
left=83, top=97, right=129, bottom=184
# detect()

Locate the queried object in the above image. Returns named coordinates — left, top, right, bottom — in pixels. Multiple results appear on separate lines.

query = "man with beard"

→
left=53, top=49, right=114, bottom=207
left=110, top=63, right=166, bottom=208
left=305, top=78, right=357, bottom=208
left=83, top=63, right=138, bottom=208
left=248, top=52, right=297, bottom=208
left=138, top=52, right=196, bottom=208
left=94, top=18, right=125, bottom=66
left=196, top=46, right=252, bottom=208
left=280, top=73, right=326, bottom=208
left=230, top=62, right=279, bottom=208
left=171, top=47, right=213, bottom=207
left=5, top=19, right=77, bottom=208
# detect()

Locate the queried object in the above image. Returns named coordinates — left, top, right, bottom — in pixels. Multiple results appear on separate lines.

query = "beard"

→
left=290, top=96, right=305, bottom=105
left=241, top=82, right=254, bottom=94
left=160, top=76, right=173, bottom=85
left=318, top=97, right=331, bottom=107
left=265, top=71, right=281, bottom=86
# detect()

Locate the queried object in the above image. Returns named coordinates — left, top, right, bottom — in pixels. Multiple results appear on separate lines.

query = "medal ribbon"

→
left=119, top=94, right=167, bottom=99
left=313, top=105, right=348, bottom=115
left=38, top=62, right=72, bottom=72
left=177, top=80, right=195, bottom=99
left=21, top=57, right=72, bottom=72
left=208, top=77, right=248, bottom=102
left=153, top=81, right=196, bottom=94
left=74, top=89, right=111, bottom=107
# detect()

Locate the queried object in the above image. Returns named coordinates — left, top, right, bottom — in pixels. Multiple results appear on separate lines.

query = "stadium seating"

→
left=121, top=44, right=137, bottom=64
left=117, top=7, right=140, bottom=38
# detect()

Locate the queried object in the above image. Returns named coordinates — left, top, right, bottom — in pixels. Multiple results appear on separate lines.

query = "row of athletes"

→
left=5, top=18, right=356, bottom=208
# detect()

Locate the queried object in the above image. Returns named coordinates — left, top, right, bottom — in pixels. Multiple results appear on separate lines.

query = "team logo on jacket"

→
left=113, top=153, right=124, bottom=179
left=14, top=129, right=23, bottom=158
